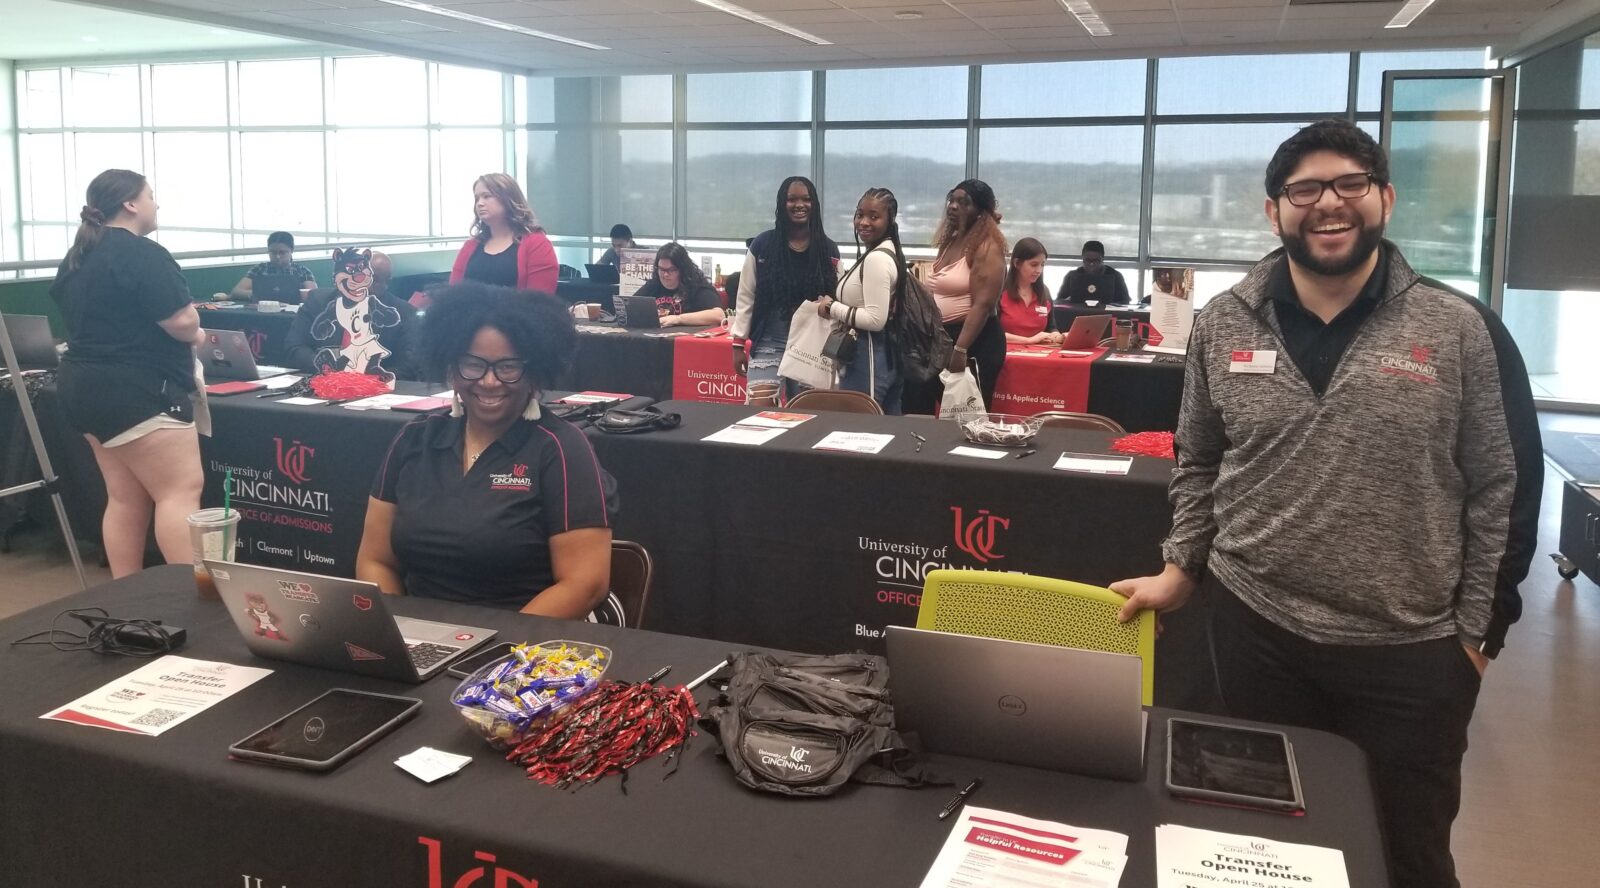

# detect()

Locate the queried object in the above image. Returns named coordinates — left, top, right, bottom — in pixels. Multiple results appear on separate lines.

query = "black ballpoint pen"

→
left=938, top=778, right=982, bottom=820
left=644, top=665, right=671, bottom=684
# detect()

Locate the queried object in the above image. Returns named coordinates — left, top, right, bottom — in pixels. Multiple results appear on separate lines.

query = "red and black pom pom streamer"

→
left=308, top=370, right=390, bottom=402
left=1111, top=431, right=1176, bottom=460
left=506, top=681, right=699, bottom=791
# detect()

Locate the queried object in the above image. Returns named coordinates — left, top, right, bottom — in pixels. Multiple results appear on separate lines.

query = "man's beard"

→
left=1280, top=216, right=1384, bottom=277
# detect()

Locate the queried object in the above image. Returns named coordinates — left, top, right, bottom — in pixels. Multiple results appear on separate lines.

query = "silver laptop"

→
left=0, top=314, right=61, bottom=370
left=206, top=561, right=498, bottom=683
left=199, top=328, right=291, bottom=380
left=887, top=626, right=1147, bottom=781
left=1060, top=313, right=1115, bottom=349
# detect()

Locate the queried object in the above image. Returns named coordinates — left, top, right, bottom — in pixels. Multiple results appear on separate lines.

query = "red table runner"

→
left=991, top=345, right=1104, bottom=415
left=672, top=329, right=747, bottom=404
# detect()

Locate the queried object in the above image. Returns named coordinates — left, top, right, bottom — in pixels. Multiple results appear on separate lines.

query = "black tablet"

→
left=446, top=641, right=519, bottom=679
left=229, top=689, right=421, bottom=772
left=1166, top=717, right=1305, bottom=814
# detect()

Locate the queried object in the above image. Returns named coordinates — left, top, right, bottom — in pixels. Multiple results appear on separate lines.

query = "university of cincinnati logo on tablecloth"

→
left=274, top=437, right=316, bottom=485
left=951, top=506, right=1010, bottom=564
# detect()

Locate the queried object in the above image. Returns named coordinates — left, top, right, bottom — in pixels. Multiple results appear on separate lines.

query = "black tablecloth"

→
left=0, top=566, right=1389, bottom=888
left=196, top=304, right=300, bottom=364
left=559, top=323, right=717, bottom=403
left=34, top=382, right=652, bottom=562
left=1088, top=353, right=1186, bottom=432
left=589, top=400, right=1216, bottom=710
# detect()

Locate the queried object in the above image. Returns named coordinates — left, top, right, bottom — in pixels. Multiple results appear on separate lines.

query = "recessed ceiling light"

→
left=81, top=36, right=99, bottom=43
left=687, top=0, right=832, bottom=45
left=1385, top=0, right=1436, bottom=29
left=894, top=10, right=923, bottom=20
left=371, top=0, right=608, bottom=49
left=1056, top=0, right=1112, bottom=38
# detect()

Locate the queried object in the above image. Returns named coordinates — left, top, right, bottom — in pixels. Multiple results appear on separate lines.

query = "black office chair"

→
left=585, top=541, right=654, bottom=629
left=558, top=264, right=581, bottom=281
left=721, top=271, right=740, bottom=310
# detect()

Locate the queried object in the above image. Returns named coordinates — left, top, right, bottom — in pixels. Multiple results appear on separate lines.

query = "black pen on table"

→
left=938, top=777, right=982, bottom=820
left=1014, top=449, right=1037, bottom=460
left=643, top=665, right=671, bottom=685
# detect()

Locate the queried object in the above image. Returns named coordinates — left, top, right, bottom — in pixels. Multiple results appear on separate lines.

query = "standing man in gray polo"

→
left=1112, top=119, right=1542, bottom=888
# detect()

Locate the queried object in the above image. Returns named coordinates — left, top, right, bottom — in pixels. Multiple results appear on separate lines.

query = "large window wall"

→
left=13, top=47, right=1491, bottom=300
left=14, top=56, right=517, bottom=262
left=1504, top=31, right=1600, bottom=404
left=529, top=47, right=1487, bottom=299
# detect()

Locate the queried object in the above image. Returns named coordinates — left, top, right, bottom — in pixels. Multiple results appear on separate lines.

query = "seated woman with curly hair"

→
left=356, top=282, right=617, bottom=617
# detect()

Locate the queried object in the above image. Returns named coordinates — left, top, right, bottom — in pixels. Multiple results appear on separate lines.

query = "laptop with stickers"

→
left=199, top=328, right=292, bottom=380
left=207, top=561, right=497, bottom=683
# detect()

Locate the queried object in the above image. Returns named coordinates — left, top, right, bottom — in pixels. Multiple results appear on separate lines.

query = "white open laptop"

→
left=886, top=626, right=1148, bottom=781
left=207, top=561, right=497, bottom=683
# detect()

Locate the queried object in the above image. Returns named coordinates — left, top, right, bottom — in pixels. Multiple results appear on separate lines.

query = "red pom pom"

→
left=1110, top=431, right=1175, bottom=460
left=308, top=371, right=391, bottom=401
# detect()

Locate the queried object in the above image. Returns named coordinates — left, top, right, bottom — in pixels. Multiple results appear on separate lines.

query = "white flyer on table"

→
left=1054, top=452, right=1134, bottom=475
left=1156, top=824, right=1349, bottom=888
left=919, top=806, right=1129, bottom=888
left=41, top=655, right=272, bottom=737
left=950, top=445, right=1010, bottom=460
left=341, top=393, right=420, bottom=411
left=257, top=374, right=302, bottom=389
left=813, top=431, right=894, bottom=454
left=702, top=423, right=789, bottom=446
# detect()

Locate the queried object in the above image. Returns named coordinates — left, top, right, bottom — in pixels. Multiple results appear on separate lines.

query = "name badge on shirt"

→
left=1036, top=305, right=1049, bottom=315
left=1229, top=349, right=1277, bottom=374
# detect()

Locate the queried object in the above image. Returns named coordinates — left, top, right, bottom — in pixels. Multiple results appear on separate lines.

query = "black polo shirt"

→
left=372, top=412, right=618, bottom=609
left=1269, top=246, right=1388, bottom=397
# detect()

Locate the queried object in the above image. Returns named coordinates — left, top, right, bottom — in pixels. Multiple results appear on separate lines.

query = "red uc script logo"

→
left=951, top=506, right=1010, bottom=564
left=512, top=463, right=528, bottom=478
left=418, top=836, right=537, bottom=888
left=274, top=437, right=315, bottom=485
left=1411, top=344, right=1434, bottom=364
left=246, top=330, right=267, bottom=358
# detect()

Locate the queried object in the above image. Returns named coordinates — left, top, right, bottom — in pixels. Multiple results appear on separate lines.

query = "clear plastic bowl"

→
left=955, top=411, right=1044, bottom=447
left=449, top=640, right=612, bottom=750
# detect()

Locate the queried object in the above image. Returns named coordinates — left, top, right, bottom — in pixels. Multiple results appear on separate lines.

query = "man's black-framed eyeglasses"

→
left=1279, top=172, right=1378, bottom=207
left=455, top=355, right=526, bottom=384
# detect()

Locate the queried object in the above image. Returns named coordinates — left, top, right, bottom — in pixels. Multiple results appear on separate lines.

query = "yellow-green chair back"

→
left=916, top=569, right=1155, bottom=706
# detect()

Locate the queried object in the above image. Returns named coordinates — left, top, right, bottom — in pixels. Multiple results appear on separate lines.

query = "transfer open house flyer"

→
left=41, top=655, right=272, bottom=737
left=1156, top=824, right=1349, bottom=888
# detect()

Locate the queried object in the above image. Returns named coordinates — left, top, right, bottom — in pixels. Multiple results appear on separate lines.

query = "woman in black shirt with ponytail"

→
left=50, top=169, right=205, bottom=578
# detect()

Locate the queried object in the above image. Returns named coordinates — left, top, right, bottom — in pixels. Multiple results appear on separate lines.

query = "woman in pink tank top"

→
left=903, top=179, right=1008, bottom=414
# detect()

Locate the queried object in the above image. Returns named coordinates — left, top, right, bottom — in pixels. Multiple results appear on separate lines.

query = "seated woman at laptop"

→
left=998, top=237, right=1062, bottom=347
left=634, top=243, right=725, bottom=327
left=227, top=230, right=316, bottom=302
left=356, top=283, right=616, bottom=617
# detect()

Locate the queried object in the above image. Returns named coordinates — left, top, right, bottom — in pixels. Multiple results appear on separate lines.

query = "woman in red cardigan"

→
left=448, top=173, right=558, bottom=294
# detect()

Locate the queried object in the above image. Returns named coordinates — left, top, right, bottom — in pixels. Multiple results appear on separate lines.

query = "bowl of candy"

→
left=955, top=411, right=1043, bottom=447
left=450, top=640, right=611, bottom=750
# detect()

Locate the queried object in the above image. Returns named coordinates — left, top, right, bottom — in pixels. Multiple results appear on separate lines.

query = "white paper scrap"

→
left=396, top=747, right=474, bottom=783
left=950, top=446, right=1010, bottom=460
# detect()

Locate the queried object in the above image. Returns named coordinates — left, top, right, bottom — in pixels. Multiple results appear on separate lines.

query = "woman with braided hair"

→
left=902, top=178, right=1008, bottom=414
left=814, top=187, right=904, bottom=412
left=50, top=169, right=205, bottom=577
left=730, top=176, right=839, bottom=402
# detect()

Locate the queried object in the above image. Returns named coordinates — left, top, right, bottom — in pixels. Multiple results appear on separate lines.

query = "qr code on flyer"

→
left=130, top=708, right=186, bottom=729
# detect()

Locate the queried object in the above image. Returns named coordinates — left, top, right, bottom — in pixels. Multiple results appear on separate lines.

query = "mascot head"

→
left=332, top=248, right=373, bottom=303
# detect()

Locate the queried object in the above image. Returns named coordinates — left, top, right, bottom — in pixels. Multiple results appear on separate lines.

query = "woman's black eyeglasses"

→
left=455, top=355, right=526, bottom=384
left=1279, top=172, right=1377, bottom=207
